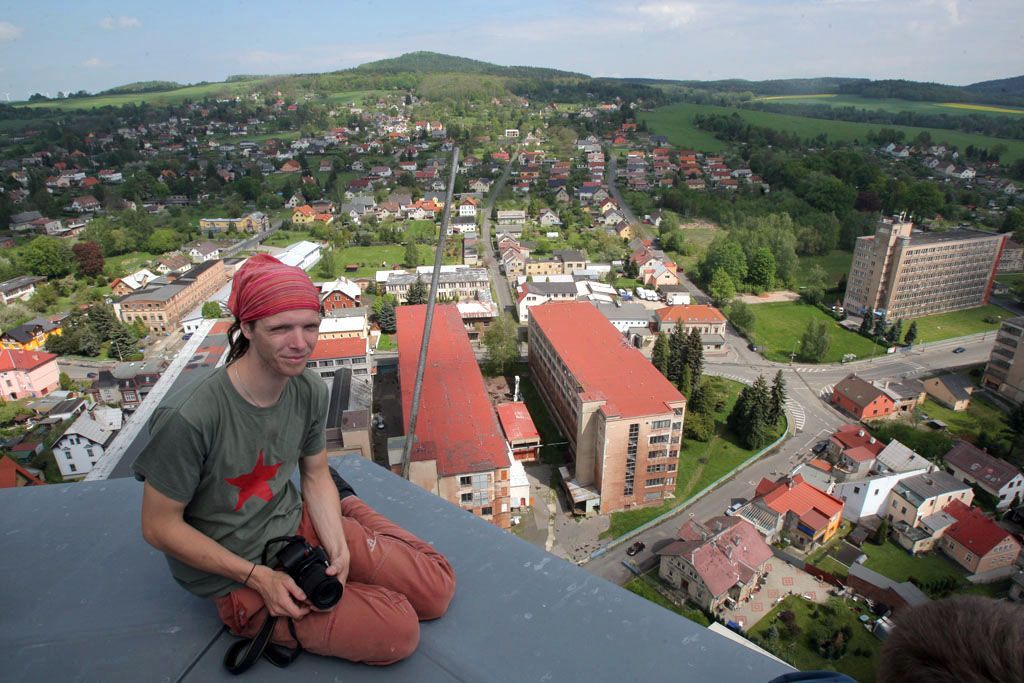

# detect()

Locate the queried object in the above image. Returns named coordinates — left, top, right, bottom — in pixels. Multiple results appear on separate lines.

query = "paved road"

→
left=480, top=158, right=515, bottom=315
left=605, top=151, right=643, bottom=230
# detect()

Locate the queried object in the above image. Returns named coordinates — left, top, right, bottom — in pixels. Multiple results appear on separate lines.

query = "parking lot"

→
left=718, top=560, right=833, bottom=630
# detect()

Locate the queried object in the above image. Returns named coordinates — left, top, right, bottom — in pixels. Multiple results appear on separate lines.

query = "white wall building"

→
left=52, top=407, right=123, bottom=480
left=276, top=240, right=322, bottom=272
left=831, top=469, right=930, bottom=522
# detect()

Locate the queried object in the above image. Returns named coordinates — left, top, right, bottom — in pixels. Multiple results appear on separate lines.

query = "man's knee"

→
left=366, top=603, right=420, bottom=665
left=417, top=564, right=456, bottom=621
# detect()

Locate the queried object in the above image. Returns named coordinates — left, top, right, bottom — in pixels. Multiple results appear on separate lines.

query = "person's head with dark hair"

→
left=877, top=595, right=1024, bottom=683
left=225, top=253, right=321, bottom=365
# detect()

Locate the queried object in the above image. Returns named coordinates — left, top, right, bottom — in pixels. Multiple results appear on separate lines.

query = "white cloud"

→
left=629, top=2, right=700, bottom=29
left=0, top=21, right=23, bottom=42
left=82, top=57, right=108, bottom=68
left=99, top=16, right=142, bottom=30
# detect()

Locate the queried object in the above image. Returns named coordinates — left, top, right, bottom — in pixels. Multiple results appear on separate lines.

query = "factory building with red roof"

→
left=528, top=302, right=686, bottom=514
left=397, top=305, right=512, bottom=529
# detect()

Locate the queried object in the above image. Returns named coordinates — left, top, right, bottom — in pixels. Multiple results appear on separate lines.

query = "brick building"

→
left=528, top=302, right=686, bottom=514
left=843, top=215, right=1005, bottom=321
left=831, top=373, right=896, bottom=421
left=117, top=260, right=227, bottom=334
left=397, top=305, right=512, bottom=529
left=940, top=499, right=1022, bottom=574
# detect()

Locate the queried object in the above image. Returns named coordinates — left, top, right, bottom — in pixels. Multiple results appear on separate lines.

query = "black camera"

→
left=270, top=535, right=343, bottom=610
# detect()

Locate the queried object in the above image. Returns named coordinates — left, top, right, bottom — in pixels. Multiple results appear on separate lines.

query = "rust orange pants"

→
left=214, top=496, right=456, bottom=665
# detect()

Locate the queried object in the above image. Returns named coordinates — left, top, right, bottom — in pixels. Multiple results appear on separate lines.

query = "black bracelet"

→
left=243, top=563, right=256, bottom=587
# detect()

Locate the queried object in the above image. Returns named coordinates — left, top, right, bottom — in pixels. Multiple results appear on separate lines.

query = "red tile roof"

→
left=758, top=475, right=843, bottom=529
left=943, top=499, right=1016, bottom=557
left=397, top=305, right=508, bottom=476
left=529, top=302, right=685, bottom=417
left=0, top=349, right=58, bottom=372
left=844, top=446, right=878, bottom=463
left=310, top=337, right=366, bottom=360
left=495, top=402, right=540, bottom=443
left=0, top=456, right=44, bottom=488
left=654, top=305, right=726, bottom=325
left=807, top=458, right=833, bottom=472
left=210, top=321, right=233, bottom=335
left=830, top=424, right=885, bottom=456
left=659, top=517, right=773, bottom=598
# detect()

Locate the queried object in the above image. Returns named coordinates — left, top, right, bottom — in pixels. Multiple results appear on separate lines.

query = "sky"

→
left=1, top=0, right=1022, bottom=100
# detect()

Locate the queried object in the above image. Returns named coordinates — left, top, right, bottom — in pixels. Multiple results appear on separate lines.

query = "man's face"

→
left=241, top=308, right=321, bottom=378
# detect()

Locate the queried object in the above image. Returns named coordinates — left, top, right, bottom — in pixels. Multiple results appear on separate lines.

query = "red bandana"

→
left=228, top=253, right=320, bottom=322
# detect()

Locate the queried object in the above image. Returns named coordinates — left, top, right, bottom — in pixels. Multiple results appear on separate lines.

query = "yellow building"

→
left=198, top=212, right=269, bottom=233
left=1, top=318, right=63, bottom=351
left=292, top=205, right=316, bottom=224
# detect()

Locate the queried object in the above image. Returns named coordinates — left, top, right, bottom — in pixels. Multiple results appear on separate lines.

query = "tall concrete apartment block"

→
left=983, top=316, right=1024, bottom=404
left=843, top=216, right=1005, bottom=321
left=528, top=302, right=686, bottom=514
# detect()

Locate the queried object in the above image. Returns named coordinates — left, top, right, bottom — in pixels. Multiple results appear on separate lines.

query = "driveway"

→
left=719, top=559, right=832, bottom=630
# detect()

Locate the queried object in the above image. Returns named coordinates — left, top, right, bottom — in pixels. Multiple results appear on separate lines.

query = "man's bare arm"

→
left=140, top=481, right=310, bottom=620
left=298, top=450, right=351, bottom=585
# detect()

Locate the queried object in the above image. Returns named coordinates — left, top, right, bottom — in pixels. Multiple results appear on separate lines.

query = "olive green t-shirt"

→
left=132, top=366, right=329, bottom=598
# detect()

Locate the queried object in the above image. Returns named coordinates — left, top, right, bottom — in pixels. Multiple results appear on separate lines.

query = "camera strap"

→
left=223, top=615, right=303, bottom=675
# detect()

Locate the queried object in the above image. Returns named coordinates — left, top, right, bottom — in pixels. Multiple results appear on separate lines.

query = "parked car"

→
left=726, top=501, right=744, bottom=516
left=812, top=441, right=829, bottom=454
left=626, top=541, right=646, bottom=556
left=748, top=343, right=765, bottom=353
left=953, top=347, right=966, bottom=354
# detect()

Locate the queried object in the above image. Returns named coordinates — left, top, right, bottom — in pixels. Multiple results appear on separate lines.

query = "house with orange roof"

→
left=292, top=204, right=316, bottom=224
left=827, top=424, right=886, bottom=481
left=279, top=159, right=301, bottom=173
left=496, top=402, right=541, bottom=462
left=738, top=475, right=844, bottom=549
left=458, top=196, right=478, bottom=218
left=0, top=455, right=45, bottom=489
left=940, top=499, right=1022, bottom=574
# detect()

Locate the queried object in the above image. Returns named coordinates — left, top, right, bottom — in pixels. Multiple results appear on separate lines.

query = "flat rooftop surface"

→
left=1, top=455, right=791, bottom=682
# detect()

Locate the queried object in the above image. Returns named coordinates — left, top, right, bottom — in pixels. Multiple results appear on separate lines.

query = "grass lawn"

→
left=604, top=377, right=785, bottom=539
left=748, top=301, right=884, bottom=364
left=797, top=250, right=853, bottom=289
left=996, top=272, right=1024, bottom=288
left=816, top=556, right=851, bottom=579
left=918, top=396, right=1008, bottom=442
left=748, top=596, right=881, bottom=683
left=759, top=94, right=1024, bottom=118
left=263, top=230, right=317, bottom=247
left=376, top=333, right=395, bottom=351
left=674, top=225, right=720, bottom=273
left=103, top=251, right=160, bottom=277
left=624, top=575, right=711, bottom=627
left=908, top=305, right=1006, bottom=343
left=641, top=102, right=1024, bottom=163
left=860, top=539, right=964, bottom=587
left=326, top=245, right=437, bottom=278
left=18, top=79, right=266, bottom=110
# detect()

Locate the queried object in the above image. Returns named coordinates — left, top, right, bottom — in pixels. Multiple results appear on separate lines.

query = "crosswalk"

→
left=820, top=384, right=835, bottom=400
left=794, top=366, right=834, bottom=373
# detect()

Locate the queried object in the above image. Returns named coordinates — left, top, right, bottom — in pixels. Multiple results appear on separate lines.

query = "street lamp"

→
left=790, top=340, right=800, bottom=364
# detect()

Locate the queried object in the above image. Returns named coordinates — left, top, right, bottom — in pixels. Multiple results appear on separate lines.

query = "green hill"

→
left=967, top=75, right=1024, bottom=99
left=99, top=80, right=184, bottom=95
left=353, top=51, right=587, bottom=80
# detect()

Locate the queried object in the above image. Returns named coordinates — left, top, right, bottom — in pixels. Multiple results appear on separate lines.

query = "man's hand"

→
left=249, top=565, right=311, bottom=621
left=324, top=536, right=351, bottom=587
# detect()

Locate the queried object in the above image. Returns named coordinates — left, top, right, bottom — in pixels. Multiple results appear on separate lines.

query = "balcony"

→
left=0, top=455, right=790, bottom=681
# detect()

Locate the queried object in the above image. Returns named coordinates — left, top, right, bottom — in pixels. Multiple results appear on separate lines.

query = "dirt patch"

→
left=736, top=290, right=800, bottom=304
left=680, top=219, right=718, bottom=230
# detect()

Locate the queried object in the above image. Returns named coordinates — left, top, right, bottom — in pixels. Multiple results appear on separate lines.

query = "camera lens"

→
left=299, top=563, right=343, bottom=610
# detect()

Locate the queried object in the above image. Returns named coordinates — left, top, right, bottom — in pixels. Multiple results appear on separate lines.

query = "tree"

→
left=404, top=276, right=428, bottom=306
left=886, top=318, right=903, bottom=346
left=372, top=295, right=396, bottom=334
left=685, top=327, right=704, bottom=394
left=23, top=236, right=74, bottom=278
left=667, top=323, right=688, bottom=386
left=874, top=518, right=889, bottom=545
left=1002, top=402, right=1024, bottom=457
left=801, top=265, right=828, bottom=306
left=683, top=410, right=715, bottom=442
left=728, top=375, right=774, bottom=449
left=727, top=300, right=754, bottom=335
left=769, top=370, right=787, bottom=427
left=146, top=228, right=183, bottom=254
left=318, top=248, right=336, bottom=279
left=483, top=314, right=519, bottom=375
left=71, top=241, right=105, bottom=277
left=747, top=247, right=776, bottom=291
left=651, top=333, right=670, bottom=376
left=28, top=283, right=58, bottom=312
left=109, top=324, right=139, bottom=361
left=800, top=319, right=832, bottom=362
left=872, top=315, right=887, bottom=341
left=87, top=305, right=119, bottom=341
left=698, top=237, right=747, bottom=286
left=904, top=320, right=918, bottom=346
left=708, top=268, right=736, bottom=307
left=404, top=241, right=421, bottom=267
left=622, top=257, right=639, bottom=279
left=859, top=312, right=873, bottom=336
left=202, top=301, right=222, bottom=319
left=59, top=372, right=74, bottom=391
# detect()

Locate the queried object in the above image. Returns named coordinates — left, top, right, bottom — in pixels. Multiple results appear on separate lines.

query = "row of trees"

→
left=45, top=305, right=145, bottom=360
left=857, top=314, right=919, bottom=347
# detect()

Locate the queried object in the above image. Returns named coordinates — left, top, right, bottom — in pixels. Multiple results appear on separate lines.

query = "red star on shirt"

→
left=225, top=451, right=282, bottom=512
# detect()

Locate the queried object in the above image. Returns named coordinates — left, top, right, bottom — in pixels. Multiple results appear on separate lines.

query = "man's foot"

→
left=329, top=467, right=357, bottom=500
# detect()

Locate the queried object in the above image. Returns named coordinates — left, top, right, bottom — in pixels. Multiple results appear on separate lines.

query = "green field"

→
left=605, top=377, right=785, bottom=538
left=675, top=225, right=720, bottom=272
left=327, top=245, right=437, bottom=278
left=323, top=90, right=387, bottom=104
left=624, top=574, right=711, bottom=626
left=797, top=250, right=853, bottom=289
left=918, top=396, right=1008, bottom=443
left=17, top=80, right=266, bottom=110
left=102, top=251, right=161, bottom=277
left=861, top=539, right=964, bottom=587
left=748, top=596, right=881, bottom=683
left=748, top=301, right=884, bottom=363
left=909, top=304, right=1006, bottom=343
left=641, top=102, right=1024, bottom=162
left=759, top=94, right=1024, bottom=117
